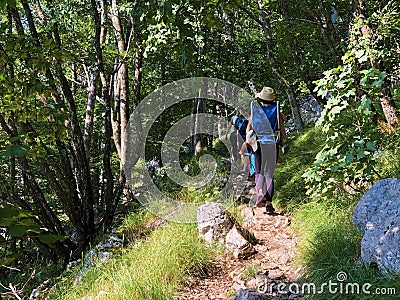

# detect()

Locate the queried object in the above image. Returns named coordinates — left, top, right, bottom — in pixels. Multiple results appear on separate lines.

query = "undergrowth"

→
left=274, top=126, right=326, bottom=211
left=47, top=219, right=215, bottom=299
left=293, top=200, right=400, bottom=299
left=274, top=127, right=400, bottom=299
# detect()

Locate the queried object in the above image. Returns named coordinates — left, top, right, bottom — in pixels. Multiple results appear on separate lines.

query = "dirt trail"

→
left=179, top=181, right=302, bottom=300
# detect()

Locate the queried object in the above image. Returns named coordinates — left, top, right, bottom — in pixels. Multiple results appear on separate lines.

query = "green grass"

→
left=47, top=221, right=215, bottom=299
left=118, top=209, right=153, bottom=242
left=375, top=133, right=400, bottom=179
left=292, top=199, right=400, bottom=299
left=243, top=262, right=260, bottom=279
left=273, top=127, right=400, bottom=299
left=274, top=126, right=326, bottom=211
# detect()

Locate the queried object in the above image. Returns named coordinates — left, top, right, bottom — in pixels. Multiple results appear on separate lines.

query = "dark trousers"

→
left=254, top=143, right=277, bottom=201
left=229, top=131, right=246, bottom=161
left=229, top=132, right=239, bottom=160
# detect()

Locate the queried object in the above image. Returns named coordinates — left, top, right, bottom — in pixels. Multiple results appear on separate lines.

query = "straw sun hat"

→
left=255, top=87, right=275, bottom=101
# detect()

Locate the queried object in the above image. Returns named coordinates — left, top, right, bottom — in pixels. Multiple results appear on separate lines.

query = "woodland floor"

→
left=179, top=180, right=303, bottom=300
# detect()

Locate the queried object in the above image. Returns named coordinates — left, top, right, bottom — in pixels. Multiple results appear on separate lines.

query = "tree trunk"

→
left=193, top=98, right=203, bottom=154
left=18, top=156, right=71, bottom=262
left=380, top=91, right=398, bottom=127
left=22, top=0, right=95, bottom=248
left=84, top=69, right=97, bottom=153
left=90, top=0, right=115, bottom=229
left=110, top=0, right=130, bottom=162
left=352, top=0, right=398, bottom=128
left=133, top=17, right=143, bottom=109
left=128, top=14, right=144, bottom=167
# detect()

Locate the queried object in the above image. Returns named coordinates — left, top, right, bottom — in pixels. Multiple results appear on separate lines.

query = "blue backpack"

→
left=251, top=101, right=281, bottom=145
left=233, top=115, right=248, bottom=139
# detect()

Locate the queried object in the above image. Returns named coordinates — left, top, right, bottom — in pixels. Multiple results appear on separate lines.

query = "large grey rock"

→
left=225, top=226, right=256, bottom=259
left=352, top=178, right=400, bottom=274
left=286, top=94, right=322, bottom=133
left=197, top=202, right=233, bottom=243
left=298, top=94, right=322, bottom=125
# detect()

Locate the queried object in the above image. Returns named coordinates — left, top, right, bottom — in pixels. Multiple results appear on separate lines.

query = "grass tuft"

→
left=47, top=222, right=215, bottom=299
left=274, top=127, right=326, bottom=211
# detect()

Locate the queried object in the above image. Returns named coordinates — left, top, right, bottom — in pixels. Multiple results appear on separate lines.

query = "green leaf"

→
left=8, top=225, right=32, bottom=237
left=364, top=165, right=374, bottom=175
left=355, top=49, right=365, bottom=59
left=366, top=141, right=375, bottom=151
left=344, top=89, right=356, bottom=97
left=0, top=204, right=20, bottom=218
left=345, top=153, right=353, bottom=164
left=0, top=218, right=15, bottom=227
left=342, top=54, right=354, bottom=64
left=8, top=0, right=16, bottom=8
left=359, top=55, right=368, bottom=63
left=37, top=235, right=67, bottom=244
left=357, top=151, right=365, bottom=159
left=360, top=77, right=368, bottom=86
left=371, top=79, right=384, bottom=87
left=335, top=81, right=344, bottom=89
left=1, top=145, right=29, bottom=157
left=0, top=1, right=6, bottom=12
left=0, top=0, right=16, bottom=11
left=353, top=139, right=365, bottom=147
left=330, top=105, right=345, bottom=116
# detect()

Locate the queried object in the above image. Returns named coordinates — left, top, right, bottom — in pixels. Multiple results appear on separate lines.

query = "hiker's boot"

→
left=264, top=203, right=275, bottom=215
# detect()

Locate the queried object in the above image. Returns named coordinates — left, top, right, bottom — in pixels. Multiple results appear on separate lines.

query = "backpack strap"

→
left=275, top=101, right=281, bottom=143
left=233, top=115, right=242, bottom=130
left=276, top=101, right=280, bottom=130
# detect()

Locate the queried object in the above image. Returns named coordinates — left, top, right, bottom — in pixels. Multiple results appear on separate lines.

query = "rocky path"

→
left=179, top=181, right=302, bottom=300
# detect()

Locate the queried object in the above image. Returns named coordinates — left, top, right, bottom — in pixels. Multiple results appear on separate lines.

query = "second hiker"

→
left=246, top=87, right=286, bottom=214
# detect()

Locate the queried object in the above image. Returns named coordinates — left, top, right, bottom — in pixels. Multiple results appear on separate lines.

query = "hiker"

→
left=246, top=87, right=287, bottom=214
left=146, top=157, right=160, bottom=180
left=225, top=107, right=249, bottom=167
left=239, top=129, right=257, bottom=178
